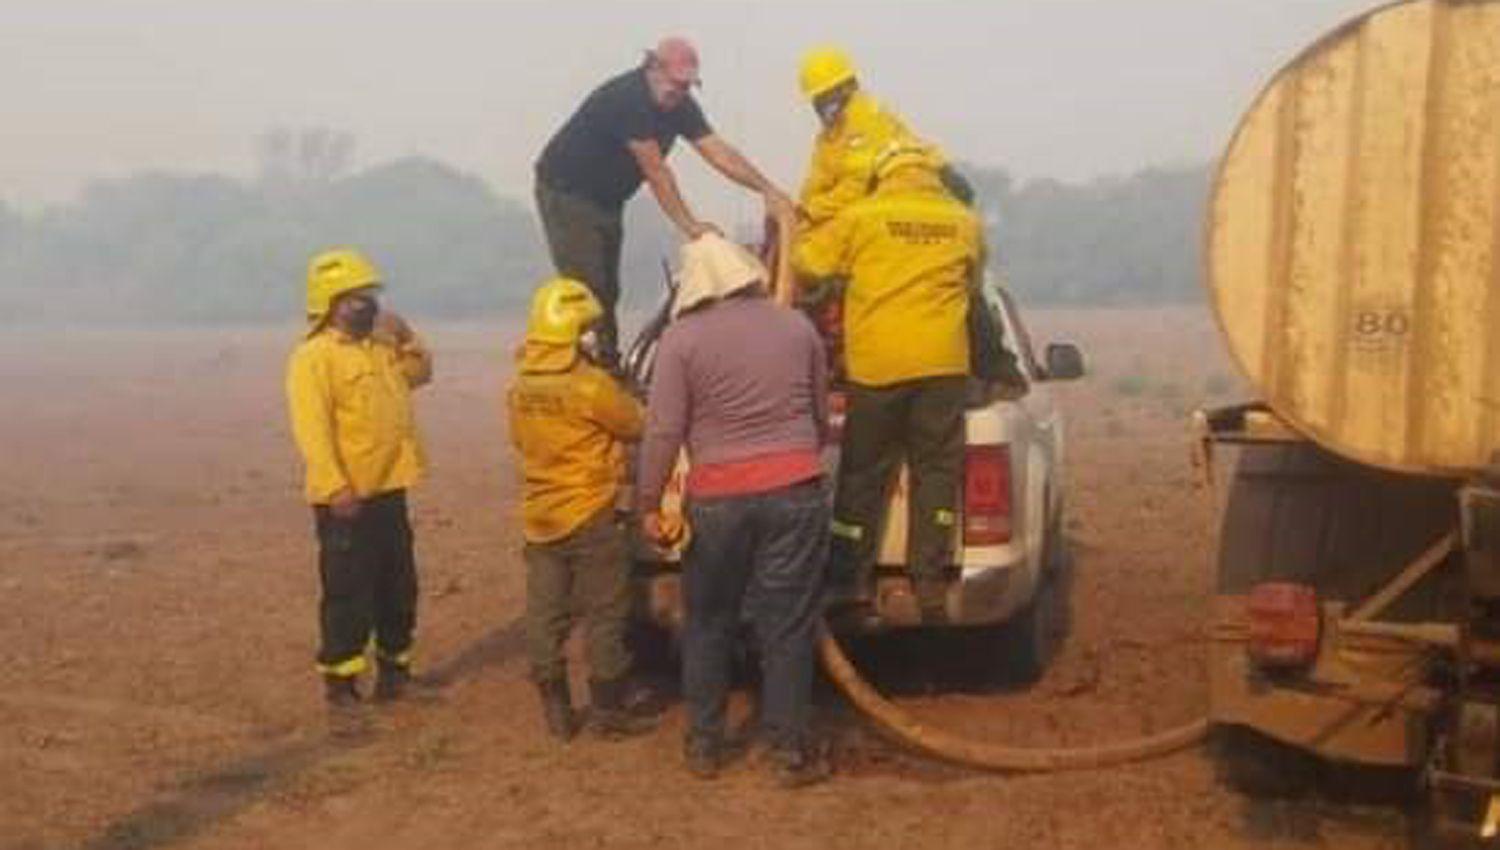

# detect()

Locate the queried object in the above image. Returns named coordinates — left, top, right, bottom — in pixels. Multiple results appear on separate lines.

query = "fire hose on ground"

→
left=816, top=623, right=1209, bottom=772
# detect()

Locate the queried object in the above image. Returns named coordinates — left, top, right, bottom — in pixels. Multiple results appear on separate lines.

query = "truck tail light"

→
left=1247, top=581, right=1320, bottom=669
left=964, top=444, right=1012, bottom=546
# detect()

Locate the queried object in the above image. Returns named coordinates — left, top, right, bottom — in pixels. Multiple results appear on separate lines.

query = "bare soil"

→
left=0, top=308, right=1410, bottom=850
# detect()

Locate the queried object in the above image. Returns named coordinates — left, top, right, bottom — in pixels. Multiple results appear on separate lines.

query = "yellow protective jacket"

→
left=793, top=169, right=983, bottom=387
left=506, top=343, right=644, bottom=544
left=799, top=91, right=939, bottom=227
left=286, top=327, right=433, bottom=504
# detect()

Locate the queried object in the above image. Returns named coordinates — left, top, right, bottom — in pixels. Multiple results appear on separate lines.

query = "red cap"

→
left=652, top=36, right=701, bottom=87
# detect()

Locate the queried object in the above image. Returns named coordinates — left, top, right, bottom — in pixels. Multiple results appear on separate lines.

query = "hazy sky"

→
left=3, top=0, right=1374, bottom=222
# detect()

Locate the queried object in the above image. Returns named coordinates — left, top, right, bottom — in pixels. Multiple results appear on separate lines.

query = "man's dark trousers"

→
left=313, top=490, right=418, bottom=674
left=682, top=479, right=828, bottom=754
left=534, top=180, right=625, bottom=361
left=830, top=375, right=967, bottom=604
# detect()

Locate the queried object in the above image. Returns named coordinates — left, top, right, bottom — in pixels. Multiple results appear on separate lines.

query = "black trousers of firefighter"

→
left=312, top=490, right=418, bottom=678
left=832, top=375, right=966, bottom=611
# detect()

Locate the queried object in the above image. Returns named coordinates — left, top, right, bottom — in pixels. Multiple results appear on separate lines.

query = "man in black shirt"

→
left=535, top=36, right=795, bottom=363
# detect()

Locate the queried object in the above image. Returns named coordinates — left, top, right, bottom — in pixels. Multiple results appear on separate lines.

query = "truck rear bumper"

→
left=1209, top=595, right=1438, bottom=768
left=632, top=557, right=1031, bottom=634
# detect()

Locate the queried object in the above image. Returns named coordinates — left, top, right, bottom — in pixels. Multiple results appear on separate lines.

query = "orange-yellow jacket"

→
left=799, top=90, right=941, bottom=227
left=506, top=343, right=643, bottom=544
left=793, top=167, right=983, bottom=387
left=286, top=327, right=432, bottom=504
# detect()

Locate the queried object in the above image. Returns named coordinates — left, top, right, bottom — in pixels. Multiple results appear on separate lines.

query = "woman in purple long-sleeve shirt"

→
left=637, top=234, right=831, bottom=787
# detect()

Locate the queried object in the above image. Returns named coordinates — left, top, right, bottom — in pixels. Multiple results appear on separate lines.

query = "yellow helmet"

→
left=306, top=248, right=381, bottom=327
left=526, top=277, right=602, bottom=345
left=798, top=46, right=857, bottom=100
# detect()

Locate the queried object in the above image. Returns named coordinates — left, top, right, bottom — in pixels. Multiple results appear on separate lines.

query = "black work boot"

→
left=588, top=677, right=658, bottom=740
left=324, top=674, right=361, bottom=706
left=535, top=678, right=576, bottom=742
left=684, top=735, right=723, bottom=780
left=914, top=579, right=950, bottom=626
left=768, top=743, right=832, bottom=789
left=825, top=537, right=880, bottom=629
left=373, top=661, right=410, bottom=703
left=823, top=536, right=866, bottom=606
left=323, top=675, right=367, bottom=738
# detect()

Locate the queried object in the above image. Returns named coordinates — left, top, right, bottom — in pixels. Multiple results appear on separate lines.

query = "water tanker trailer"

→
left=1198, top=0, right=1500, bottom=836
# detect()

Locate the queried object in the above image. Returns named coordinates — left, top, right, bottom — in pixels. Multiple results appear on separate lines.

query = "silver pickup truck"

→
left=624, top=275, right=1083, bottom=681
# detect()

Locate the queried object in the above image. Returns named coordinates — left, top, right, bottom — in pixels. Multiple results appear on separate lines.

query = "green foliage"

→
left=0, top=156, right=547, bottom=324
left=963, top=162, right=1210, bottom=306
left=0, top=145, right=1215, bottom=324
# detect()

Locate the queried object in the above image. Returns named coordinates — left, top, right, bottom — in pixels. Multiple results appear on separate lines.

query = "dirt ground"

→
left=0, top=306, right=1412, bottom=850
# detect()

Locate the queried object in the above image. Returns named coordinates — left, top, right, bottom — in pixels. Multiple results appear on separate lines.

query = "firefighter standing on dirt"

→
left=792, top=146, right=983, bottom=626
left=534, top=36, right=796, bottom=366
left=797, top=46, right=966, bottom=227
left=505, top=278, right=657, bottom=742
left=285, top=248, right=432, bottom=713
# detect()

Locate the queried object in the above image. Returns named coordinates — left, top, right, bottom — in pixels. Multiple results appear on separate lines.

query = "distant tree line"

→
left=0, top=129, right=550, bottom=325
left=0, top=129, right=1211, bottom=325
left=966, top=162, right=1211, bottom=306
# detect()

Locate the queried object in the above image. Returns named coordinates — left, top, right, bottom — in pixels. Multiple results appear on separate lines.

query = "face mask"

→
left=813, top=87, right=852, bottom=127
left=577, top=327, right=604, bottom=364
left=343, top=296, right=378, bottom=337
left=815, top=98, right=843, bottom=127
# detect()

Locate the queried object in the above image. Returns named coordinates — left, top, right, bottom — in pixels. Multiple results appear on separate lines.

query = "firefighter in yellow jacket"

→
left=286, top=248, right=433, bottom=712
left=506, top=278, right=655, bottom=742
left=797, top=46, right=963, bottom=227
left=792, top=146, right=983, bottom=625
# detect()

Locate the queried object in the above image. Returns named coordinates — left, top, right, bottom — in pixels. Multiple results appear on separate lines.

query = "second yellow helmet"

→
left=527, top=277, right=603, bottom=345
left=799, top=46, right=857, bottom=100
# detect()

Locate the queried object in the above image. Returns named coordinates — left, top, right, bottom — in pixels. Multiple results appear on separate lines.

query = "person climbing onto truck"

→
left=505, top=277, right=657, bottom=743
left=792, top=144, right=984, bottom=627
left=534, top=36, right=797, bottom=366
left=796, top=45, right=971, bottom=228
left=285, top=248, right=433, bottom=724
left=637, top=233, right=831, bottom=788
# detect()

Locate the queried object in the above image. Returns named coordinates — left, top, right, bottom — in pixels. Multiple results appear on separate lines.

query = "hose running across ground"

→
left=818, top=625, right=1209, bottom=772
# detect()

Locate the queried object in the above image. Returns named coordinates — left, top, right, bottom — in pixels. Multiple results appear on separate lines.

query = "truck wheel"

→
left=996, top=580, right=1055, bottom=684
left=1411, top=792, right=1496, bottom=850
left=990, top=506, right=1074, bottom=686
left=994, top=516, right=1064, bottom=685
left=1044, top=503, right=1074, bottom=645
left=1212, top=725, right=1318, bottom=798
